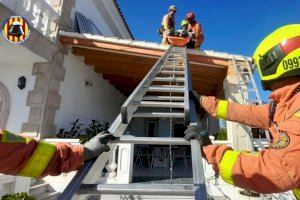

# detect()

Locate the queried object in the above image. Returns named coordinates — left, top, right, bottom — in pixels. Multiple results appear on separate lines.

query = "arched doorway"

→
left=0, top=82, right=10, bottom=129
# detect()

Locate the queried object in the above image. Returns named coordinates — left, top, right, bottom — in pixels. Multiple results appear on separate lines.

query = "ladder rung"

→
left=242, top=89, right=256, bottom=93
left=147, top=86, right=185, bottom=93
left=143, top=96, right=184, bottom=101
left=162, top=68, right=185, bottom=72
left=240, top=80, right=253, bottom=83
left=167, top=58, right=184, bottom=61
left=159, top=71, right=185, bottom=75
left=134, top=112, right=185, bottom=118
left=137, top=101, right=185, bottom=108
left=111, top=136, right=190, bottom=145
left=246, top=99, right=260, bottom=104
left=78, top=184, right=195, bottom=196
left=163, top=66, right=185, bottom=70
left=153, top=77, right=185, bottom=82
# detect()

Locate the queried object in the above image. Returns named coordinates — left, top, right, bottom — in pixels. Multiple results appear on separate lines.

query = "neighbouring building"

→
left=0, top=0, right=283, bottom=199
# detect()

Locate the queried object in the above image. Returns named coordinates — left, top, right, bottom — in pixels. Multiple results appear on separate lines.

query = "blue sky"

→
left=118, top=0, right=300, bottom=102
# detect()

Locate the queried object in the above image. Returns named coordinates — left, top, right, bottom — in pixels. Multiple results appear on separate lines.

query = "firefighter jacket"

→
left=0, top=129, right=84, bottom=178
left=161, top=14, right=175, bottom=45
left=161, top=14, right=175, bottom=32
left=187, top=22, right=204, bottom=48
left=201, top=82, right=300, bottom=194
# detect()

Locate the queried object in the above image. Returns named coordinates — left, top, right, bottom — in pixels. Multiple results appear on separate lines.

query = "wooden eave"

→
left=59, top=33, right=230, bottom=96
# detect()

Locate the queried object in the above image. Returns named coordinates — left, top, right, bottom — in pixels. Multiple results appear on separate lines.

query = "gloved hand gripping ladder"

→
left=60, top=46, right=208, bottom=200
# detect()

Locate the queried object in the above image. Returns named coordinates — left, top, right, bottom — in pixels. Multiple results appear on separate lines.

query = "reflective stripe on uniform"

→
left=1, top=130, right=31, bottom=143
left=293, top=188, right=300, bottom=200
left=219, top=150, right=240, bottom=185
left=19, top=142, right=56, bottom=178
left=294, top=111, right=300, bottom=118
left=217, top=100, right=229, bottom=119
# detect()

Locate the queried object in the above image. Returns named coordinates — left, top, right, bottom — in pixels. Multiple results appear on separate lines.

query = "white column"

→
left=224, top=75, right=253, bottom=151
left=106, top=146, right=118, bottom=183
left=116, top=143, right=134, bottom=184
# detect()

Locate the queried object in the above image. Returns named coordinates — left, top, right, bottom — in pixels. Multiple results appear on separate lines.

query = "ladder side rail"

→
left=244, top=57, right=262, bottom=104
left=232, top=57, right=247, bottom=104
left=186, top=50, right=207, bottom=200
left=184, top=47, right=192, bottom=126
left=60, top=114, right=128, bottom=200
left=244, top=57, right=271, bottom=143
left=121, top=46, right=173, bottom=124
left=191, top=140, right=207, bottom=200
left=78, top=184, right=195, bottom=196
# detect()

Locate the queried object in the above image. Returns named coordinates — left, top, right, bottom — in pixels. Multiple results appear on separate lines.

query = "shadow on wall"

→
left=0, top=82, right=11, bottom=129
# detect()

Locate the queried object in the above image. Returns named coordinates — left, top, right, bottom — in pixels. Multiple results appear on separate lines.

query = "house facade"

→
left=0, top=0, right=132, bottom=197
left=0, top=0, right=276, bottom=199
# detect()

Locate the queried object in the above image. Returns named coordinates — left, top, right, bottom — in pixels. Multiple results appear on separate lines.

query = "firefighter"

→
left=0, top=129, right=114, bottom=178
left=185, top=24, right=300, bottom=197
left=176, top=20, right=189, bottom=38
left=186, top=12, right=204, bottom=49
left=160, top=5, right=176, bottom=45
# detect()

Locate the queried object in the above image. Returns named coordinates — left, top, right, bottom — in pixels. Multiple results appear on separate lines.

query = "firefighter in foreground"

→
left=185, top=24, right=300, bottom=196
left=160, top=5, right=176, bottom=45
left=0, top=129, right=114, bottom=178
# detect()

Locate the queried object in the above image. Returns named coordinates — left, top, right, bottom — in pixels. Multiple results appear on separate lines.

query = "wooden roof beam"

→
left=60, top=36, right=165, bottom=57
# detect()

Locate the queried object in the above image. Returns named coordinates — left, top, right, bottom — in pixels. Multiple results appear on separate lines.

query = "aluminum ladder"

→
left=60, top=46, right=208, bottom=200
left=232, top=56, right=270, bottom=148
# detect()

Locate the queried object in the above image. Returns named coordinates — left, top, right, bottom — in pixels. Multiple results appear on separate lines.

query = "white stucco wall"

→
left=55, top=53, right=126, bottom=131
left=0, top=63, right=35, bottom=133
left=75, top=0, right=114, bottom=37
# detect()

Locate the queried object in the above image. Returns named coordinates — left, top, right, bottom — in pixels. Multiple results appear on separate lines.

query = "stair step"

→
left=134, top=112, right=185, bottom=118
left=29, top=183, right=49, bottom=196
left=78, top=184, right=194, bottom=196
left=143, top=96, right=184, bottom=101
left=137, top=101, right=185, bottom=108
left=30, top=179, right=44, bottom=187
left=153, top=77, right=185, bottom=82
left=146, top=86, right=185, bottom=93
left=159, top=71, right=185, bottom=75
left=35, top=191, right=60, bottom=200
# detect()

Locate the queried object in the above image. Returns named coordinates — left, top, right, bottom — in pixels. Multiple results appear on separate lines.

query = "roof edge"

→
left=59, top=31, right=251, bottom=61
left=113, top=0, right=134, bottom=40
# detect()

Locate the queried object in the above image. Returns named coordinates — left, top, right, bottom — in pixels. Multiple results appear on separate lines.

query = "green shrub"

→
left=79, top=120, right=109, bottom=144
left=215, top=128, right=228, bottom=140
left=1, top=193, right=35, bottom=200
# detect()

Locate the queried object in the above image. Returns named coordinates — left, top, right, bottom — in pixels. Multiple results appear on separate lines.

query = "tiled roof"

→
left=113, top=0, right=134, bottom=40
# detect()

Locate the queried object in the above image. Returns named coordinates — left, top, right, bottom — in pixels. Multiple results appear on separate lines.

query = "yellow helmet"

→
left=253, top=24, right=300, bottom=90
left=169, top=5, right=176, bottom=12
left=181, top=20, right=188, bottom=27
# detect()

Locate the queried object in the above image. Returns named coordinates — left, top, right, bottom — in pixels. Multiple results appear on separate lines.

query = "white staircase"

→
left=29, top=179, right=60, bottom=200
